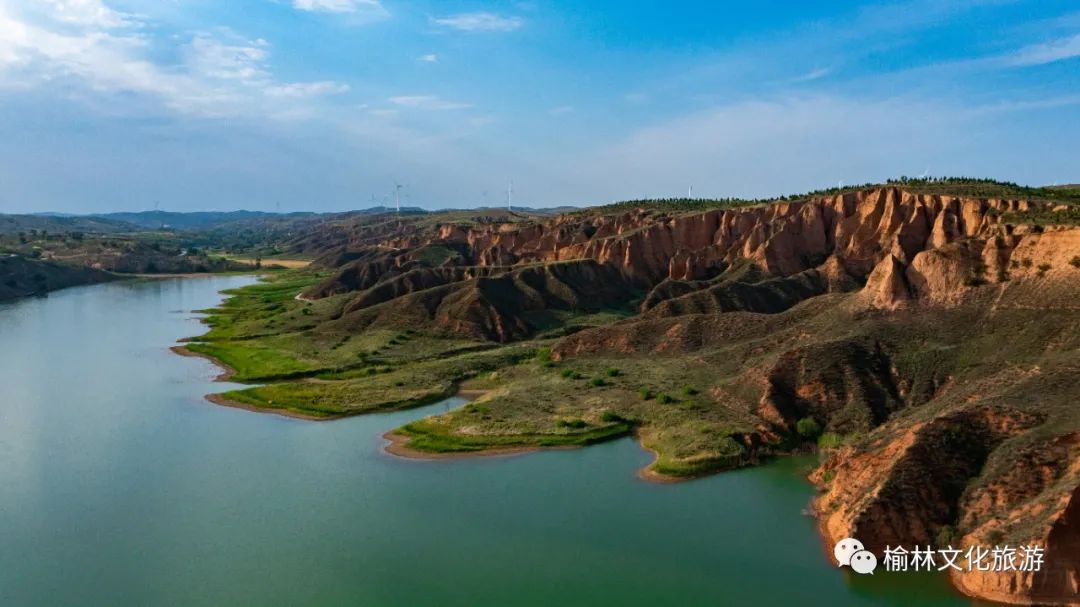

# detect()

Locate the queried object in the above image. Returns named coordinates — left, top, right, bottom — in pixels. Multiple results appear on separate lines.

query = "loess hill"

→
left=186, top=181, right=1080, bottom=606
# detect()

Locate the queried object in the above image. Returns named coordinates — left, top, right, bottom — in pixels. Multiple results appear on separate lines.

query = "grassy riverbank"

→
left=179, top=271, right=763, bottom=478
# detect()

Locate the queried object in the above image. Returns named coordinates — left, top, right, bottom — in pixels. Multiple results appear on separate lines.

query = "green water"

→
left=0, top=277, right=976, bottom=606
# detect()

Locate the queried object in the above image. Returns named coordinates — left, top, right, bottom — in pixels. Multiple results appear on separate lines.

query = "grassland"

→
left=180, top=269, right=766, bottom=475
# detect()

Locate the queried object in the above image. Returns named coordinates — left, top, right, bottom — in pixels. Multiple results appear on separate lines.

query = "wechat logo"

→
left=835, top=538, right=878, bottom=575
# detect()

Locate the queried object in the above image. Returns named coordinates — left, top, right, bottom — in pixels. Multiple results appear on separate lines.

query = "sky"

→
left=0, top=0, right=1078, bottom=213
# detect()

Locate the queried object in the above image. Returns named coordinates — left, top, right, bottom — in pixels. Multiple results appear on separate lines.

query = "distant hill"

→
left=91, top=210, right=321, bottom=230
left=0, top=255, right=120, bottom=301
left=0, top=214, right=136, bottom=235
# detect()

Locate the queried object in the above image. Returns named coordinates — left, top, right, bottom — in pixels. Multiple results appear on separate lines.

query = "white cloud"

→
left=548, top=105, right=573, bottom=115
left=389, top=94, right=471, bottom=110
left=791, top=67, right=831, bottom=82
left=265, top=80, right=350, bottom=97
left=1005, top=33, right=1080, bottom=67
left=418, top=53, right=438, bottom=63
left=186, top=34, right=269, bottom=82
left=292, top=0, right=383, bottom=14
left=0, top=3, right=352, bottom=117
left=432, top=12, right=522, bottom=32
left=36, top=0, right=131, bottom=28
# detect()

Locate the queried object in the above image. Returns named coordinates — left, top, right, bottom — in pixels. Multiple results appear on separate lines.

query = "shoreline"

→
left=634, top=439, right=689, bottom=484
left=380, top=430, right=557, bottom=461
left=170, top=345, right=237, bottom=382
left=378, top=388, right=560, bottom=461
left=132, top=271, right=267, bottom=279
left=204, top=393, right=344, bottom=422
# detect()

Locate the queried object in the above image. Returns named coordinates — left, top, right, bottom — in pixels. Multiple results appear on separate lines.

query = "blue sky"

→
left=0, top=0, right=1078, bottom=212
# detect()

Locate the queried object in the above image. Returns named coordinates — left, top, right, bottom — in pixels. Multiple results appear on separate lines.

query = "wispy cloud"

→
left=418, top=53, right=438, bottom=63
left=185, top=34, right=270, bottom=83
left=548, top=105, right=573, bottom=115
left=292, top=0, right=384, bottom=14
left=265, top=80, right=350, bottom=97
left=389, top=95, right=471, bottom=110
left=791, top=67, right=831, bottom=82
left=432, top=12, right=522, bottom=32
left=1005, top=33, right=1080, bottom=66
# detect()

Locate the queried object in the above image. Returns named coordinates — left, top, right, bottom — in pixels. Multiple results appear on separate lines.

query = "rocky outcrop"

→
left=757, top=339, right=903, bottom=435
left=813, top=407, right=1040, bottom=554
left=948, top=433, right=1080, bottom=605
left=303, top=188, right=1076, bottom=326
left=333, top=259, right=638, bottom=342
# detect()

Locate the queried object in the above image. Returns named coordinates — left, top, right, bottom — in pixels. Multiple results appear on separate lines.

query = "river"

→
left=0, top=276, right=976, bottom=605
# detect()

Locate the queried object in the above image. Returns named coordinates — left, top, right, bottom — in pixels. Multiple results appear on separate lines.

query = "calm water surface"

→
left=0, top=277, right=975, bottom=606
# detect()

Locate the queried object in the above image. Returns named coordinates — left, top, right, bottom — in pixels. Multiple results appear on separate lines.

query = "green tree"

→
left=796, top=417, right=822, bottom=439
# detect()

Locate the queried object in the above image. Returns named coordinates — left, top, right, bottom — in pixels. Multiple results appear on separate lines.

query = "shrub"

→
left=604, top=367, right=620, bottom=377
left=557, top=418, right=588, bottom=429
left=796, top=417, right=822, bottom=439
left=936, top=525, right=957, bottom=548
left=656, top=393, right=673, bottom=404
left=817, top=432, right=844, bottom=449
left=681, top=386, right=699, bottom=396
left=535, top=347, right=553, bottom=362
left=639, top=388, right=654, bottom=400
left=601, top=411, right=627, bottom=423
left=590, top=377, right=606, bottom=387
left=571, top=371, right=583, bottom=380
left=1071, top=256, right=1080, bottom=269
left=561, top=369, right=575, bottom=378
left=1037, top=263, right=1052, bottom=277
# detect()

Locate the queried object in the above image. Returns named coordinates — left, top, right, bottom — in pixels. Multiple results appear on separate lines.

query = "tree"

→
left=796, top=417, right=822, bottom=439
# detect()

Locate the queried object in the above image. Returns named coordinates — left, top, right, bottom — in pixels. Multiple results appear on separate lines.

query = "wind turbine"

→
left=507, top=181, right=514, bottom=212
left=394, top=183, right=404, bottom=214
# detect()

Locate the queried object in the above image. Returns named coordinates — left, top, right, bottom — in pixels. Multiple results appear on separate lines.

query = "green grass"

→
left=185, top=341, right=317, bottom=381
left=395, top=418, right=633, bottom=453
left=649, top=435, right=748, bottom=477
